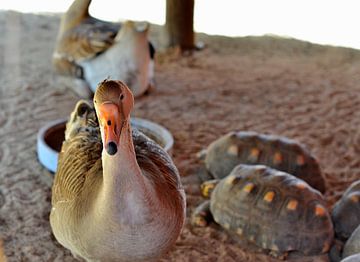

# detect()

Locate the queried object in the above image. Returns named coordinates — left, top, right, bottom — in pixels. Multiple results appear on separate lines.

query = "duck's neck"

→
left=100, top=121, right=153, bottom=223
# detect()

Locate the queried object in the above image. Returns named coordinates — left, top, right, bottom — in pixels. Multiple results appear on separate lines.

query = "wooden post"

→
left=165, top=0, right=195, bottom=51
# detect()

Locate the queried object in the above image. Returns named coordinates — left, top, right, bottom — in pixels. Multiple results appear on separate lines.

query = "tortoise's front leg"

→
left=191, top=200, right=213, bottom=227
left=200, top=179, right=220, bottom=198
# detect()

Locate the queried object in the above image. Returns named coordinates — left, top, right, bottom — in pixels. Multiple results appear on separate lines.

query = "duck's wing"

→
left=57, top=20, right=119, bottom=61
left=52, top=100, right=102, bottom=204
left=133, top=129, right=184, bottom=193
left=53, top=0, right=120, bottom=76
left=53, top=21, right=119, bottom=78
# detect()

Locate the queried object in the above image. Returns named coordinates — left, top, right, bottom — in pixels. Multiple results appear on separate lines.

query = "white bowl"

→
left=37, top=117, right=174, bottom=173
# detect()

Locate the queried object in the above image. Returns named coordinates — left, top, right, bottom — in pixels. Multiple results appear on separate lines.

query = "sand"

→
left=0, top=10, right=360, bottom=262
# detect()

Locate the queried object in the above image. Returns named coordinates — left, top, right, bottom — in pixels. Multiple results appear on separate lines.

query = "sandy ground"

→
left=1, top=10, right=360, bottom=262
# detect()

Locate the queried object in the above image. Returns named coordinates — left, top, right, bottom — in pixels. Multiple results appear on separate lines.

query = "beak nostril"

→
left=106, top=142, right=117, bottom=155
left=107, top=120, right=111, bottom=126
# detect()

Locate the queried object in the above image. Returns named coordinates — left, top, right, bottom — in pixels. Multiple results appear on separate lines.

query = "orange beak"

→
left=98, top=102, right=122, bottom=155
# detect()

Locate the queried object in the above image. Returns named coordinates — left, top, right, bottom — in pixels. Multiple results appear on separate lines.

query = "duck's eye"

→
left=120, top=94, right=124, bottom=100
left=107, top=120, right=111, bottom=126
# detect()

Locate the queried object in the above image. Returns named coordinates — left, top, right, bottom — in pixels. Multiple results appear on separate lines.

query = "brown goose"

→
left=50, top=80, right=185, bottom=261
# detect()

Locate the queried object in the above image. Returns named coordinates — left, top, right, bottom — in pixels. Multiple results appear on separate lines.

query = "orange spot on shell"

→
left=250, top=148, right=260, bottom=160
left=296, top=155, right=305, bottom=165
left=296, top=182, right=307, bottom=190
left=315, top=204, right=326, bottom=217
left=236, top=228, right=243, bottom=235
left=322, top=242, right=331, bottom=253
left=286, top=200, right=298, bottom=210
left=227, top=145, right=238, bottom=156
left=243, top=183, right=255, bottom=193
left=263, top=191, right=275, bottom=202
left=273, top=152, right=283, bottom=164
left=350, top=194, right=359, bottom=203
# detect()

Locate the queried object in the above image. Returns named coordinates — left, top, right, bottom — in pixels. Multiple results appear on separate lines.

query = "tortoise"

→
left=328, top=180, right=360, bottom=261
left=340, top=254, right=360, bottom=262
left=331, top=180, right=360, bottom=241
left=342, top=224, right=360, bottom=260
left=191, top=164, right=334, bottom=259
left=197, top=131, right=326, bottom=193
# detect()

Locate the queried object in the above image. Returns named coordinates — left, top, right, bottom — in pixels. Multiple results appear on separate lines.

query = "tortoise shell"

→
left=210, top=164, right=333, bottom=256
left=204, top=131, right=326, bottom=193
left=342, top=224, right=360, bottom=260
left=332, top=180, right=360, bottom=241
left=341, top=254, right=360, bottom=262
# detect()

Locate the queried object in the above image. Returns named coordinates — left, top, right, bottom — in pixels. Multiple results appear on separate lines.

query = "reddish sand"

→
left=0, top=10, right=360, bottom=262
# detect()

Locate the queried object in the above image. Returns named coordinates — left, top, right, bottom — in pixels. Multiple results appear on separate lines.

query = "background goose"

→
left=80, top=20, right=155, bottom=97
left=50, top=80, right=185, bottom=261
left=52, top=0, right=155, bottom=97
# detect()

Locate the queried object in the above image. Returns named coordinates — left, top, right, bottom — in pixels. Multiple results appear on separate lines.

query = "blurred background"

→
left=2, top=0, right=360, bottom=50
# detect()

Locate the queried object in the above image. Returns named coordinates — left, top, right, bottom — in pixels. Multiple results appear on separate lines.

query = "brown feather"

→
left=53, top=0, right=120, bottom=76
left=53, top=100, right=182, bottom=207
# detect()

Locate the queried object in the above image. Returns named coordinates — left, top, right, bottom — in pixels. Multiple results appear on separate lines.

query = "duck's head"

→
left=94, top=79, right=134, bottom=156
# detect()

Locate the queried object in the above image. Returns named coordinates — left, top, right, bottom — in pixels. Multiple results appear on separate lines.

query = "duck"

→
left=50, top=80, right=185, bottom=261
left=52, top=0, right=155, bottom=97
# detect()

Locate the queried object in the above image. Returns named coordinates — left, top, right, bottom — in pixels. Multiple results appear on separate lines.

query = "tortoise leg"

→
left=328, top=239, right=344, bottom=262
left=269, top=250, right=288, bottom=260
left=200, top=179, right=220, bottom=198
left=191, top=200, right=213, bottom=227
